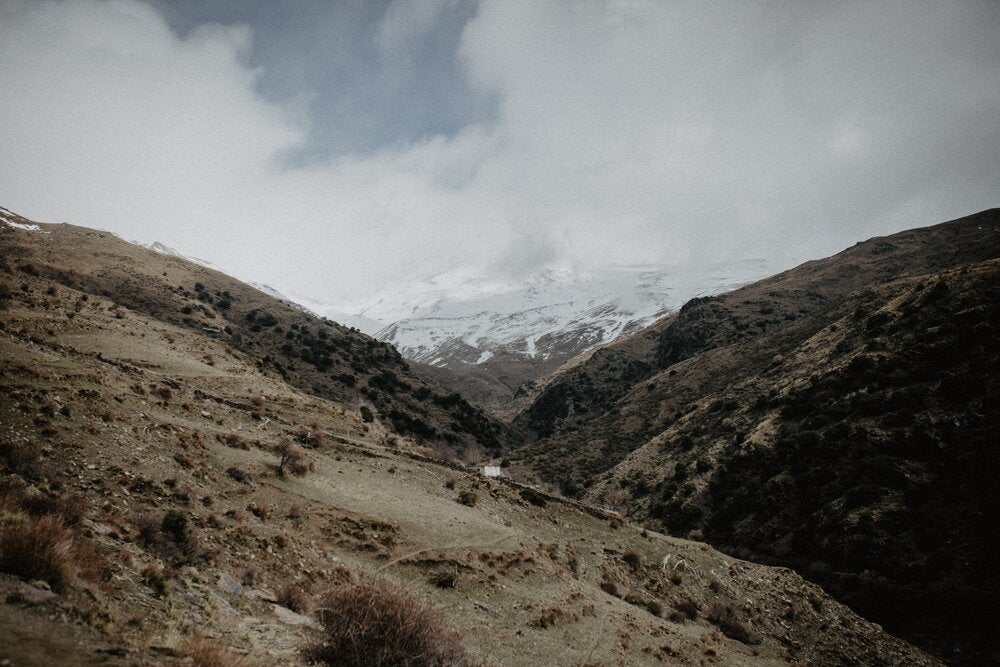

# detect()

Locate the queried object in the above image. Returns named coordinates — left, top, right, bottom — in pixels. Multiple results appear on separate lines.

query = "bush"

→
left=142, top=565, right=168, bottom=597
left=673, top=596, right=699, bottom=620
left=226, top=467, right=251, bottom=484
left=0, top=439, right=46, bottom=479
left=428, top=566, right=458, bottom=589
left=0, top=515, right=83, bottom=591
left=162, top=510, right=189, bottom=543
left=306, top=578, right=468, bottom=667
left=706, top=602, right=760, bottom=645
left=518, top=487, right=547, bottom=507
left=276, top=443, right=310, bottom=477
left=277, top=582, right=309, bottom=613
left=456, top=490, right=477, bottom=507
left=622, top=550, right=642, bottom=571
left=359, top=406, right=374, bottom=423
left=184, top=635, right=255, bottom=667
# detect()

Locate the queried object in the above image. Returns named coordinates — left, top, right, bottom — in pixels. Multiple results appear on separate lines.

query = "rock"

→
left=271, top=603, right=321, bottom=629
left=217, top=572, right=243, bottom=595
left=12, top=582, right=60, bottom=606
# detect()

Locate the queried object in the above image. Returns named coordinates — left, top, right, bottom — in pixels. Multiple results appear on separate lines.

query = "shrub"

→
left=622, top=550, right=642, bottom=571
left=518, top=487, right=547, bottom=507
left=0, top=439, right=46, bottom=479
left=0, top=515, right=80, bottom=591
left=646, top=600, right=663, bottom=617
left=277, top=582, right=309, bottom=614
left=456, top=490, right=477, bottom=507
left=673, top=596, right=699, bottom=620
left=226, top=467, right=251, bottom=484
left=162, top=510, right=189, bottom=543
left=142, top=565, right=168, bottom=597
left=599, top=580, right=619, bottom=597
left=276, top=443, right=309, bottom=477
left=306, top=578, right=468, bottom=667
left=359, top=406, right=374, bottom=423
left=706, top=602, right=760, bottom=645
left=428, top=566, right=458, bottom=589
left=184, top=635, right=255, bottom=667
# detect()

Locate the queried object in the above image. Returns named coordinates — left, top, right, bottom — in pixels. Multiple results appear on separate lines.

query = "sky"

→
left=1, top=0, right=998, bottom=310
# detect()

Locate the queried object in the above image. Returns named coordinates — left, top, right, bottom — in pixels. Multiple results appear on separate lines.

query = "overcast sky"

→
left=1, top=0, right=998, bottom=308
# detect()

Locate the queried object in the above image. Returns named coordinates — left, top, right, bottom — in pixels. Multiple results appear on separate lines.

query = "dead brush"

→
left=184, top=635, right=258, bottom=667
left=305, top=577, right=469, bottom=667
left=275, top=442, right=310, bottom=477
left=276, top=582, right=309, bottom=614
left=0, top=513, right=106, bottom=591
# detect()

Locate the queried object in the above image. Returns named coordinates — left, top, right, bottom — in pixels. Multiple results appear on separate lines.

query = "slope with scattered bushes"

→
left=510, top=209, right=1000, bottom=664
left=0, top=210, right=936, bottom=665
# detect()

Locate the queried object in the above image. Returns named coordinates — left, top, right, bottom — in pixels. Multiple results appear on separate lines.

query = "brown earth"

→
left=0, top=213, right=938, bottom=665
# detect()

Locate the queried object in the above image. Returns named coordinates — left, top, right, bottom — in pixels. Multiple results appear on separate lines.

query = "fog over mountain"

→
left=2, top=1, right=998, bottom=309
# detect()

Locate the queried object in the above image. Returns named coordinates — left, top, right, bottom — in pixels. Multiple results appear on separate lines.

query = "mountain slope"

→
left=0, top=212, right=937, bottom=665
left=0, top=210, right=510, bottom=456
left=509, top=209, right=1000, bottom=664
left=361, top=263, right=771, bottom=415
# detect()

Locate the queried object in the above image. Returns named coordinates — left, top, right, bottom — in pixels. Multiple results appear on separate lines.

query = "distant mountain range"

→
left=362, top=262, right=774, bottom=369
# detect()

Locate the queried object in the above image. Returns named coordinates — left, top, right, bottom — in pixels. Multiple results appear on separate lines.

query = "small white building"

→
left=481, top=465, right=503, bottom=478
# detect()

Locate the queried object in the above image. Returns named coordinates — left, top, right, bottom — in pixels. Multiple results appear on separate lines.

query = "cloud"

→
left=1, top=0, right=998, bottom=310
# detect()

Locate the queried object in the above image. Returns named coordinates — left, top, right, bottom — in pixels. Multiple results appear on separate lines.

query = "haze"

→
left=1, top=0, right=997, bottom=310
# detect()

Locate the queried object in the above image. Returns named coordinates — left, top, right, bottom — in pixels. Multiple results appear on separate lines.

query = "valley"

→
left=0, top=207, right=996, bottom=665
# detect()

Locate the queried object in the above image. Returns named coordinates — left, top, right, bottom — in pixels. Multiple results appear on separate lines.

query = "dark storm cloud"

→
left=149, top=0, right=495, bottom=161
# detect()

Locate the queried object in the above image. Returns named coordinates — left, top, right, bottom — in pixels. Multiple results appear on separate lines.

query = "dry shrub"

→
left=673, top=596, right=700, bottom=620
left=216, top=433, right=248, bottom=450
left=306, top=578, right=469, bottom=667
left=277, top=582, right=309, bottom=613
left=0, top=514, right=102, bottom=591
left=0, top=439, right=47, bottom=479
left=428, top=566, right=458, bottom=589
left=706, top=602, right=760, bottom=645
left=622, top=550, right=642, bottom=571
left=0, top=478, right=86, bottom=525
left=185, top=635, right=256, bottom=667
left=276, top=443, right=309, bottom=477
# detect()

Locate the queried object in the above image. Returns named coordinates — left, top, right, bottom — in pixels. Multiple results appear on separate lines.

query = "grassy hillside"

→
left=0, top=213, right=937, bottom=665
left=510, top=209, right=1000, bottom=663
left=0, top=217, right=510, bottom=456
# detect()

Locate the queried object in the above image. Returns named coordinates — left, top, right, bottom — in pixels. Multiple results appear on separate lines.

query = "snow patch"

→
left=475, top=350, right=494, bottom=364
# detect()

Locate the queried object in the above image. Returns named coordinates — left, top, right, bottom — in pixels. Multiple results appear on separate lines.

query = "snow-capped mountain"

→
left=361, top=261, right=774, bottom=369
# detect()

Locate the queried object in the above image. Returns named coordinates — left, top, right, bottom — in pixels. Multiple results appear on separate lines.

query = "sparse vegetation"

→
left=707, top=602, right=760, bottom=645
left=456, top=490, right=477, bottom=507
left=276, top=582, right=309, bottom=614
left=305, top=578, right=468, bottom=667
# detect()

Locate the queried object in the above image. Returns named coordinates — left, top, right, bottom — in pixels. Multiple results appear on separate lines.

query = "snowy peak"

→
left=369, top=261, right=773, bottom=369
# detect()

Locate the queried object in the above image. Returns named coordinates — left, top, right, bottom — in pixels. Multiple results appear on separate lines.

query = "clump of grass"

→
left=184, top=635, right=256, bottom=667
left=226, top=467, right=251, bottom=484
left=161, top=509, right=189, bottom=543
left=706, top=602, right=760, bottom=645
left=673, top=596, right=700, bottom=620
left=428, top=566, right=458, bottom=589
left=0, top=439, right=48, bottom=479
left=306, top=578, right=469, bottom=667
left=276, top=443, right=310, bottom=477
left=142, top=565, right=168, bottom=597
left=622, top=550, right=642, bottom=571
left=0, top=514, right=76, bottom=590
left=277, top=582, right=309, bottom=614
